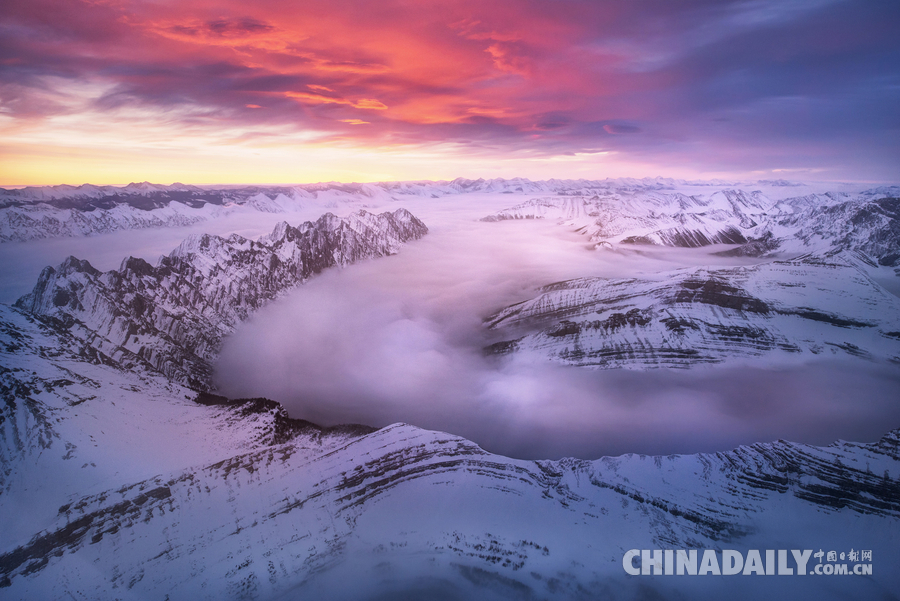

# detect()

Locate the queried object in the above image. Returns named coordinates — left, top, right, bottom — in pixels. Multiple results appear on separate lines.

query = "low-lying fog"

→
left=214, top=201, right=900, bottom=459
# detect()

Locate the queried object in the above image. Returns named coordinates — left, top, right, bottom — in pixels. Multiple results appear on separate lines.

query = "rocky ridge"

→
left=12, top=208, right=427, bottom=388
left=485, top=251, right=900, bottom=368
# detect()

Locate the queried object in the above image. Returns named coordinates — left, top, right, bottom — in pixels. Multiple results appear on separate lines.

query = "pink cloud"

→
left=1, top=0, right=897, bottom=182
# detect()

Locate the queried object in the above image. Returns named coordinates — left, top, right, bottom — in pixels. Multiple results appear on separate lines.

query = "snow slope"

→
left=486, top=251, right=900, bottom=368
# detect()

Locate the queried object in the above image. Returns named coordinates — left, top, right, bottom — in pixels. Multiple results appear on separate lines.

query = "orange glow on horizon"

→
left=1, top=0, right=895, bottom=186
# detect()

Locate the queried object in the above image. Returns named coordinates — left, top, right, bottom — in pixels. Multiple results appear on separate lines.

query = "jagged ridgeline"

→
left=13, top=209, right=428, bottom=389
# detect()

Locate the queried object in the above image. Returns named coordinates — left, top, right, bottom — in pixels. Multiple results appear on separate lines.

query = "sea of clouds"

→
left=213, top=201, right=900, bottom=459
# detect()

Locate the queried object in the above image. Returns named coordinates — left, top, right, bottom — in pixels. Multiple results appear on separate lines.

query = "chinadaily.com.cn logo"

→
left=623, top=548, right=873, bottom=576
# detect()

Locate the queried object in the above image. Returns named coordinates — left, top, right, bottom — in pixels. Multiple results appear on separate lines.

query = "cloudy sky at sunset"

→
left=1, top=0, right=898, bottom=186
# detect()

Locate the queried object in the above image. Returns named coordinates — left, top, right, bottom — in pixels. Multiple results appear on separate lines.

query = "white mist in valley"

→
left=215, top=206, right=900, bottom=459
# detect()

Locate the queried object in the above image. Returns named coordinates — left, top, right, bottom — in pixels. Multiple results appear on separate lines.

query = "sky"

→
left=1, top=0, right=899, bottom=186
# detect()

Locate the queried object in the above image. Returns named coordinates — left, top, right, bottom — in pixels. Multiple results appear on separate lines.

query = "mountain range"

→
left=5, top=178, right=896, bottom=252
left=1, top=181, right=899, bottom=599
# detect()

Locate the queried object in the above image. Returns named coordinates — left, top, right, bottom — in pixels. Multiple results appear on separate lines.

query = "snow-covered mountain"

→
left=0, top=178, right=581, bottom=242
left=477, top=184, right=900, bottom=368
left=486, top=251, right=900, bottom=368
left=1, top=207, right=426, bottom=540
left=2, top=298, right=898, bottom=599
left=0, top=181, right=398, bottom=242
left=482, top=187, right=900, bottom=268
left=13, top=208, right=427, bottom=389
left=4, top=178, right=893, bottom=246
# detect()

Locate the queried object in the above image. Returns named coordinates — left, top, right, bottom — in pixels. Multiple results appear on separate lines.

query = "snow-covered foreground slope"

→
left=486, top=251, right=900, bottom=368
left=0, top=304, right=372, bottom=542
left=1, top=309, right=898, bottom=600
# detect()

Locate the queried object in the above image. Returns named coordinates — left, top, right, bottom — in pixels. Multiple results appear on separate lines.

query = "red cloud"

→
left=283, top=91, right=388, bottom=110
left=2, top=0, right=897, bottom=181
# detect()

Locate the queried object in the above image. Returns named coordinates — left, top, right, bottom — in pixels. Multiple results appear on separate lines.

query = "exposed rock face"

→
left=715, top=231, right=781, bottom=257
left=13, top=209, right=428, bottom=388
left=486, top=253, right=900, bottom=367
left=783, top=196, right=900, bottom=266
